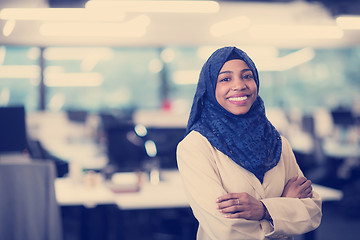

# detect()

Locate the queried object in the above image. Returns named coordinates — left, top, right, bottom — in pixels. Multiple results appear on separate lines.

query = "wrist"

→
left=260, top=201, right=267, bottom=220
left=260, top=201, right=272, bottom=221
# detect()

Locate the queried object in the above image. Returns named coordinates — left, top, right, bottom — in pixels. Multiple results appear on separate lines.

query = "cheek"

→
left=215, top=85, right=224, bottom=102
left=215, top=84, right=219, bottom=97
left=249, top=81, right=258, bottom=94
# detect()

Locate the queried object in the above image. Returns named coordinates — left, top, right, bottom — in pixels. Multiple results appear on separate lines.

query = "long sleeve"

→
left=261, top=137, right=322, bottom=237
left=177, top=131, right=266, bottom=240
left=177, top=131, right=322, bottom=240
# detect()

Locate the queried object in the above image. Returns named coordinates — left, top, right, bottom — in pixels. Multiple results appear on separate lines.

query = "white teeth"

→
left=228, top=96, right=247, bottom=101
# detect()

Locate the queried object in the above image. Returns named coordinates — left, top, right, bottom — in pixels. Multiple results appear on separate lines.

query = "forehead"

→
left=219, top=59, right=250, bottom=72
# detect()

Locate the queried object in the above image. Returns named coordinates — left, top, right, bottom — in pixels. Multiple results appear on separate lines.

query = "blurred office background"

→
left=0, top=0, right=360, bottom=240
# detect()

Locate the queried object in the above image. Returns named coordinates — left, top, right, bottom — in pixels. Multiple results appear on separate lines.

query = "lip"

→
left=227, top=94, right=250, bottom=105
left=227, top=93, right=248, bottom=98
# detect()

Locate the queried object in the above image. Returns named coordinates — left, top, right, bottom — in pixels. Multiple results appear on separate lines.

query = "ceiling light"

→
left=257, top=48, right=315, bottom=71
left=45, top=72, right=104, bottom=87
left=85, top=0, right=219, bottom=13
left=39, top=15, right=150, bottom=38
left=2, top=20, right=16, bottom=37
left=279, top=47, right=315, bottom=71
left=0, top=65, right=40, bottom=78
left=336, top=15, right=360, bottom=29
left=250, top=25, right=343, bottom=39
left=44, top=47, right=114, bottom=60
left=0, top=8, right=125, bottom=22
left=210, top=16, right=250, bottom=37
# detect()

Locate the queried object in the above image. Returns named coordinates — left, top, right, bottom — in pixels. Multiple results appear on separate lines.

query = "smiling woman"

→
left=176, top=46, right=322, bottom=240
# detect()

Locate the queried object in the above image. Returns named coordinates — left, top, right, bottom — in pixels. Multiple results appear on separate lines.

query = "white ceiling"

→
left=0, top=0, right=359, bottom=48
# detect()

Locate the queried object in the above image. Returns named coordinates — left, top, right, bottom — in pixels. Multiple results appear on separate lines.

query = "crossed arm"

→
left=177, top=132, right=322, bottom=238
left=216, top=176, right=313, bottom=221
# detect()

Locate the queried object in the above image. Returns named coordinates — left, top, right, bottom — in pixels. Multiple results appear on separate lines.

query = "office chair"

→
left=0, top=159, right=63, bottom=240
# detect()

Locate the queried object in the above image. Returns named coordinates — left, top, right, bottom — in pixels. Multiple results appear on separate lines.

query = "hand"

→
left=216, top=192, right=264, bottom=220
left=281, top=176, right=313, bottom=199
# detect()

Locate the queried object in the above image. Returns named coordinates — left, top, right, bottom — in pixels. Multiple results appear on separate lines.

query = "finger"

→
left=308, top=191, right=313, bottom=198
left=302, top=179, right=312, bottom=188
left=295, top=176, right=307, bottom=185
left=303, top=187, right=312, bottom=197
left=217, top=193, right=239, bottom=203
left=299, top=180, right=312, bottom=193
left=220, top=204, right=245, bottom=214
left=287, top=176, right=298, bottom=184
left=302, top=181, right=312, bottom=193
left=224, top=211, right=253, bottom=220
left=217, top=198, right=240, bottom=210
left=217, top=192, right=247, bottom=203
left=223, top=212, right=243, bottom=218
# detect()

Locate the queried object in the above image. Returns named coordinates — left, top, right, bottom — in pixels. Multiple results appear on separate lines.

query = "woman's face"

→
left=215, top=59, right=258, bottom=115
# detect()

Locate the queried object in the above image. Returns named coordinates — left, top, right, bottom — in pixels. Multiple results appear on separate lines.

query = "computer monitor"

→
left=331, top=108, right=355, bottom=127
left=145, top=127, right=186, bottom=169
left=0, top=106, right=27, bottom=153
left=105, top=123, right=148, bottom=172
left=66, top=109, right=88, bottom=123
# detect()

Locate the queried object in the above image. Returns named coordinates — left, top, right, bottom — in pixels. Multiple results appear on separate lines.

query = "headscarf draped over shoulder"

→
left=185, top=46, right=282, bottom=183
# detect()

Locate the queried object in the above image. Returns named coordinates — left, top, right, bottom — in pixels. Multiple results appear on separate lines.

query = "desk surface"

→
left=322, top=138, right=360, bottom=159
left=55, top=170, right=343, bottom=209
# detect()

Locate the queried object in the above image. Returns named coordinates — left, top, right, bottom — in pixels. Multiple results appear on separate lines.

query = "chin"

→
left=229, top=108, right=251, bottom=115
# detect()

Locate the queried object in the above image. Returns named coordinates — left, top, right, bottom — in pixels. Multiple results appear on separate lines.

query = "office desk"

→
left=55, top=177, right=114, bottom=208
left=322, top=138, right=360, bottom=159
left=312, top=184, right=343, bottom=201
left=56, top=170, right=343, bottom=208
left=114, top=170, right=189, bottom=210
left=55, top=170, right=188, bottom=209
left=56, top=171, right=343, bottom=240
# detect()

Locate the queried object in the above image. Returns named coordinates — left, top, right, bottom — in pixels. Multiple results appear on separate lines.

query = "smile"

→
left=228, top=96, right=248, bottom=101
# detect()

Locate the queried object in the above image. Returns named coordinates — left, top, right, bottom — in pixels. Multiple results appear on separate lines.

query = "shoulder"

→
left=177, top=130, right=211, bottom=150
left=177, top=130, right=217, bottom=163
left=280, top=136, right=294, bottom=158
left=280, top=136, right=292, bottom=150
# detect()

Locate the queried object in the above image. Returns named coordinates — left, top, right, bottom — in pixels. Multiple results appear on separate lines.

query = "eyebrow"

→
left=218, top=68, right=252, bottom=75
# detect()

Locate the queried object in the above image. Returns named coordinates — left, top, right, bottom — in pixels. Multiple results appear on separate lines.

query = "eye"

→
left=219, top=77, right=231, bottom=82
left=242, top=74, right=254, bottom=80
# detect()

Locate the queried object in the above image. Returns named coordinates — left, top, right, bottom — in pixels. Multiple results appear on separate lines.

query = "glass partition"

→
left=1, top=45, right=360, bottom=115
left=0, top=46, right=40, bottom=111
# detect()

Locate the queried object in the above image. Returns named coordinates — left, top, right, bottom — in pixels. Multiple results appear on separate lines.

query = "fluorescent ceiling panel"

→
left=336, top=15, right=360, bottom=29
left=0, top=8, right=125, bottom=21
left=85, top=0, right=220, bottom=13
left=39, top=15, right=150, bottom=37
left=250, top=25, right=344, bottom=39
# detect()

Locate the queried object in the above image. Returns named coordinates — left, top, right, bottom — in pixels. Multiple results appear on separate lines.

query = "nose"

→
left=231, top=78, right=246, bottom=91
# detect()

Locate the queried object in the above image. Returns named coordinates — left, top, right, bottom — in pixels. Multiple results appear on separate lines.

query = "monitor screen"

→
left=0, top=106, right=27, bottom=153
left=145, top=127, right=186, bottom=169
left=331, top=108, right=355, bottom=126
left=105, top=123, right=148, bottom=172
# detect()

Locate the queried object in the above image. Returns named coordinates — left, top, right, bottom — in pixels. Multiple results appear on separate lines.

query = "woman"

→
left=176, top=46, right=322, bottom=240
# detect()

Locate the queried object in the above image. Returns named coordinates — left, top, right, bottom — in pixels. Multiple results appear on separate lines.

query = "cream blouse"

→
left=176, top=131, right=322, bottom=240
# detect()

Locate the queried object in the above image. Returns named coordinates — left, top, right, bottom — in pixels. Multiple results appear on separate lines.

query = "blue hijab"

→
left=185, top=46, right=282, bottom=183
